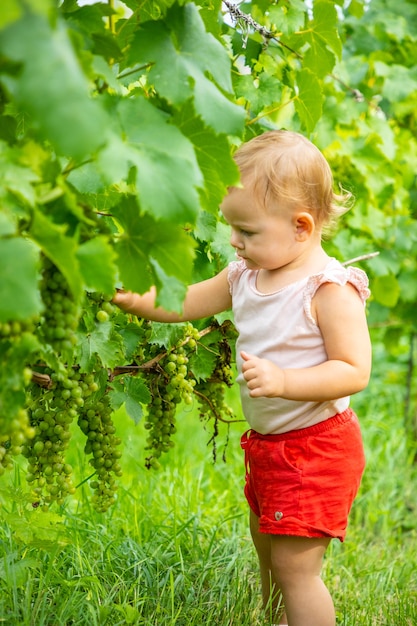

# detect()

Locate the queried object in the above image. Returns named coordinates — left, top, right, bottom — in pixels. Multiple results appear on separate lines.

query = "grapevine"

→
left=1, top=257, right=241, bottom=511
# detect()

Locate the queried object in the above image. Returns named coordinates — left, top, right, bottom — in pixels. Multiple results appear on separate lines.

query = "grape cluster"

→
left=77, top=393, right=122, bottom=513
left=24, top=365, right=83, bottom=509
left=0, top=319, right=36, bottom=475
left=143, top=324, right=200, bottom=470
left=194, top=339, right=235, bottom=461
left=37, top=257, right=79, bottom=356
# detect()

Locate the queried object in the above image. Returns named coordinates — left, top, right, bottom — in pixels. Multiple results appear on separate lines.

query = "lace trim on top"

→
left=303, top=264, right=370, bottom=325
left=227, top=259, right=247, bottom=294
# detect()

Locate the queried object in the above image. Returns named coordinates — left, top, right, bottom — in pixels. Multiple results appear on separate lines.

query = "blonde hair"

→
left=234, top=130, right=352, bottom=233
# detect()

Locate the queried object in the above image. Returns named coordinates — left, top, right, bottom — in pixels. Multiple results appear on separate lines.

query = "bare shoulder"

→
left=312, top=280, right=366, bottom=323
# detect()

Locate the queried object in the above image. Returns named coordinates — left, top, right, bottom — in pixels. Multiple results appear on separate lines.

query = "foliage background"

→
left=1, top=0, right=417, bottom=623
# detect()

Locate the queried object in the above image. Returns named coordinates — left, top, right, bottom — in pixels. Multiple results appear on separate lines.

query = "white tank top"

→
left=228, top=258, right=370, bottom=434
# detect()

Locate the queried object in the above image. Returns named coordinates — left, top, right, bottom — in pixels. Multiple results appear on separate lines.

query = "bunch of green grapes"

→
left=0, top=319, right=36, bottom=475
left=37, top=257, right=79, bottom=356
left=77, top=392, right=122, bottom=513
left=23, top=365, right=84, bottom=509
left=194, top=339, right=235, bottom=460
left=143, top=324, right=200, bottom=469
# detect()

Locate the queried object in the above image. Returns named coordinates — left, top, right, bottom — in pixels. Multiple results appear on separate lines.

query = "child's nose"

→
left=230, top=229, right=243, bottom=249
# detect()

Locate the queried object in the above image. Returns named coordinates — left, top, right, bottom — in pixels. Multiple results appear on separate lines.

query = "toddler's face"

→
left=220, top=184, right=305, bottom=272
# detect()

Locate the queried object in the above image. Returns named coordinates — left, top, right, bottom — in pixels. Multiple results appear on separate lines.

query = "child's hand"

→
left=111, top=289, right=136, bottom=312
left=241, top=351, right=285, bottom=398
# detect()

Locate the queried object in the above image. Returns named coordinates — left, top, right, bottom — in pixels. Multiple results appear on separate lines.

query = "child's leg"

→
left=250, top=510, right=287, bottom=624
left=270, top=534, right=334, bottom=626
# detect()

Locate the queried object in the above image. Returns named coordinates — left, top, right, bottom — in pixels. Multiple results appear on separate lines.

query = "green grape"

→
left=96, top=310, right=109, bottom=323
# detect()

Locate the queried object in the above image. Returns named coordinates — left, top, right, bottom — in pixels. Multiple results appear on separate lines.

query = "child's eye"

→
left=240, top=229, right=253, bottom=236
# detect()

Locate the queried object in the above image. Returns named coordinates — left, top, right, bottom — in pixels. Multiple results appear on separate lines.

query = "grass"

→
left=1, top=371, right=417, bottom=625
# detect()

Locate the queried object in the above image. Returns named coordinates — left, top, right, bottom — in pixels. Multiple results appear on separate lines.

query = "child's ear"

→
left=294, top=212, right=315, bottom=241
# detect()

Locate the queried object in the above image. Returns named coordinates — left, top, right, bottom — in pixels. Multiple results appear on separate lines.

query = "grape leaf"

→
left=98, top=97, right=203, bottom=224
left=0, top=0, right=21, bottom=35
left=269, top=1, right=306, bottom=36
left=372, top=274, right=401, bottom=308
left=109, top=377, right=150, bottom=425
left=127, top=3, right=245, bottom=135
left=112, top=198, right=197, bottom=299
left=0, top=13, right=109, bottom=158
left=150, top=260, right=188, bottom=313
left=30, top=209, right=84, bottom=301
left=188, top=343, right=218, bottom=381
left=77, top=322, right=124, bottom=370
left=0, top=142, right=38, bottom=206
left=77, top=236, right=117, bottom=297
left=311, top=1, right=342, bottom=59
left=149, top=322, right=188, bottom=349
left=174, top=103, right=240, bottom=213
left=118, top=324, right=148, bottom=362
left=294, top=68, right=323, bottom=132
left=0, top=237, right=42, bottom=321
left=125, top=376, right=151, bottom=405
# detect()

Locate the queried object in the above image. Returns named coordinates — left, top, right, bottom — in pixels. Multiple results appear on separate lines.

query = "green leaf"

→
left=99, top=97, right=203, bottom=223
left=30, top=209, right=83, bottom=301
left=0, top=0, right=22, bottom=30
left=0, top=142, right=38, bottom=206
left=128, top=3, right=245, bottom=135
left=294, top=68, right=323, bottom=132
left=149, top=322, right=187, bottom=348
left=0, top=13, right=109, bottom=157
left=77, top=322, right=124, bottom=370
left=173, top=102, right=240, bottom=213
left=150, top=259, right=188, bottom=313
left=269, top=1, right=306, bottom=37
left=112, top=198, right=197, bottom=299
left=77, top=236, right=117, bottom=296
left=0, top=237, right=42, bottom=321
left=125, top=375, right=150, bottom=403
left=109, top=377, right=149, bottom=425
left=311, top=0, right=342, bottom=59
left=125, top=395, right=144, bottom=425
left=0, top=211, right=17, bottom=236
left=372, top=274, right=401, bottom=308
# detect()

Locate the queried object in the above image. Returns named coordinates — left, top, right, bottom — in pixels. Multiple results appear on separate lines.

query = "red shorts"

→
left=240, top=408, right=365, bottom=541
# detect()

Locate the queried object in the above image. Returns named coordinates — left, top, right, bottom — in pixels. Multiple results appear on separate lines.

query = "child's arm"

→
left=241, top=282, right=371, bottom=401
left=112, top=267, right=232, bottom=322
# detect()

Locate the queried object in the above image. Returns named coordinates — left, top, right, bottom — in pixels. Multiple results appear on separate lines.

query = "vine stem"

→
left=30, top=324, right=219, bottom=387
left=342, top=251, right=379, bottom=266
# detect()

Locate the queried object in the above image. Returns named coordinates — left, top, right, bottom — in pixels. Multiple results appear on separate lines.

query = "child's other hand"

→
left=241, top=351, right=285, bottom=398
